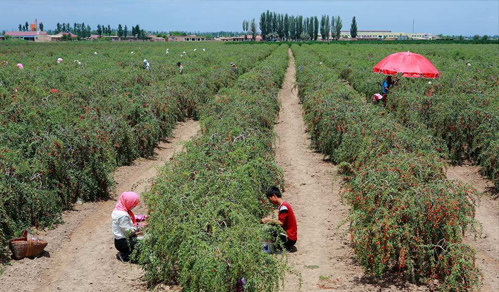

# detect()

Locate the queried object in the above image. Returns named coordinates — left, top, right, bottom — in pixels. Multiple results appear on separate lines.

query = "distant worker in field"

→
left=112, top=192, right=142, bottom=262
left=143, top=59, right=150, bottom=71
left=177, top=62, right=184, bottom=74
left=230, top=62, right=238, bottom=73
left=381, top=75, right=393, bottom=107
left=261, top=186, right=297, bottom=252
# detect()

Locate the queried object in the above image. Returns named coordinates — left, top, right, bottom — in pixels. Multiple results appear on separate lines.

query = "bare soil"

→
left=447, top=165, right=499, bottom=291
left=274, top=49, right=427, bottom=292
left=0, top=120, right=199, bottom=292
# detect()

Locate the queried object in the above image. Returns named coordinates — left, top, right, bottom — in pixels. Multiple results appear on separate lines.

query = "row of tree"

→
left=97, top=24, right=147, bottom=39
left=18, top=21, right=44, bottom=32
left=70, top=23, right=92, bottom=38
left=437, top=34, right=491, bottom=41
left=241, top=19, right=257, bottom=40
left=255, top=11, right=357, bottom=41
left=16, top=21, right=148, bottom=40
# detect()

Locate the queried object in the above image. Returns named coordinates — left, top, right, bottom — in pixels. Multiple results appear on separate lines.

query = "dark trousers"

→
left=114, top=237, right=137, bottom=261
left=271, top=230, right=296, bottom=251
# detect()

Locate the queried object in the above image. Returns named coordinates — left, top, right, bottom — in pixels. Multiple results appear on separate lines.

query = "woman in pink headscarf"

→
left=112, top=192, right=140, bottom=262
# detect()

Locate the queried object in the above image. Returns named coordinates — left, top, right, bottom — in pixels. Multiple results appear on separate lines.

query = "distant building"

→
left=339, top=30, right=436, bottom=40
left=217, top=35, right=262, bottom=42
left=147, top=35, right=166, bottom=42
left=0, top=35, right=5, bottom=41
left=50, top=32, right=78, bottom=41
left=88, top=35, right=140, bottom=41
left=5, top=31, right=48, bottom=41
left=169, top=35, right=206, bottom=42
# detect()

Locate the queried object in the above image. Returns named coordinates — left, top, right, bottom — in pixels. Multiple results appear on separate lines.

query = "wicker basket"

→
left=9, top=230, right=48, bottom=260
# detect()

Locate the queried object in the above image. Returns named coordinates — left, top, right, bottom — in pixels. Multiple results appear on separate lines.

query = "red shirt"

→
left=278, top=201, right=297, bottom=241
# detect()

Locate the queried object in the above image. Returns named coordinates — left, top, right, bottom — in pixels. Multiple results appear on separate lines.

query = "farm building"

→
left=0, top=35, right=5, bottom=41
left=147, top=35, right=167, bottom=42
left=169, top=35, right=206, bottom=42
left=217, top=35, right=262, bottom=42
left=88, top=35, right=140, bottom=41
left=50, top=32, right=78, bottom=41
left=339, top=30, right=436, bottom=40
left=5, top=31, right=48, bottom=41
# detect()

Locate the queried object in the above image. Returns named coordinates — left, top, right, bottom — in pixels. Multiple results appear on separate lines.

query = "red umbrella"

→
left=372, top=52, right=440, bottom=79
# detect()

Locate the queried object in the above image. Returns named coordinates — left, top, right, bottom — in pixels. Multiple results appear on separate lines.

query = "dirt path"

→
left=0, top=120, right=199, bottom=292
left=275, top=49, right=428, bottom=292
left=447, top=165, right=499, bottom=291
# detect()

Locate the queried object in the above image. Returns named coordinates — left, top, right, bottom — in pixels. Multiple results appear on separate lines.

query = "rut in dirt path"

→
left=447, top=166, right=499, bottom=291
left=275, top=49, right=427, bottom=292
left=0, top=120, right=200, bottom=292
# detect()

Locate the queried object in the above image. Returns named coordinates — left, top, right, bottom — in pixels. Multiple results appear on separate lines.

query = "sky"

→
left=0, top=0, right=498, bottom=36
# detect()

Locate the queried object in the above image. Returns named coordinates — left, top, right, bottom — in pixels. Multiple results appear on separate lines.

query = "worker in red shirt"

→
left=261, top=186, right=297, bottom=252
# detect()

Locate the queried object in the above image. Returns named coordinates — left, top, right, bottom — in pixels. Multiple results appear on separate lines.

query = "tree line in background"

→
left=18, top=21, right=44, bottom=32
left=438, top=34, right=491, bottom=41
left=14, top=21, right=148, bottom=40
left=241, top=19, right=257, bottom=40
left=54, top=22, right=92, bottom=38
left=12, top=17, right=494, bottom=42
left=246, top=10, right=358, bottom=41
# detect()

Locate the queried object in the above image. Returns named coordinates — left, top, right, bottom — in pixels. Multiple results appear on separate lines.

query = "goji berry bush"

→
left=293, top=44, right=481, bottom=291
left=138, top=45, right=289, bottom=291
left=0, top=42, right=277, bottom=263
left=309, top=43, right=499, bottom=189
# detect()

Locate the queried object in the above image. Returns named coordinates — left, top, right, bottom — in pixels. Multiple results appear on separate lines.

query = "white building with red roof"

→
left=5, top=31, right=48, bottom=41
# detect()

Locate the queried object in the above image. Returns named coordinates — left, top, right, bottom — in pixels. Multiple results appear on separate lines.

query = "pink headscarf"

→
left=115, top=192, right=140, bottom=225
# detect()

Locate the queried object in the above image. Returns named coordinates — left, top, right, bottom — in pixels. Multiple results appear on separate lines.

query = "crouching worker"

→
left=260, top=186, right=297, bottom=252
left=112, top=191, right=141, bottom=262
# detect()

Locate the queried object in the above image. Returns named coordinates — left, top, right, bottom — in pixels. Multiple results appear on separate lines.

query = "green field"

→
left=1, top=41, right=497, bottom=291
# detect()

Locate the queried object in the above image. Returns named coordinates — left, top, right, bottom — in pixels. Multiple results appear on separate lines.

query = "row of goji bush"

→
left=292, top=44, right=481, bottom=291
left=309, top=43, right=499, bottom=189
left=0, top=42, right=277, bottom=263
left=138, top=45, right=289, bottom=292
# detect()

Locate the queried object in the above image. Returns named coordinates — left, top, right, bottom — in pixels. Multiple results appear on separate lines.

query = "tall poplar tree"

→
left=297, top=15, right=303, bottom=38
left=313, top=16, right=319, bottom=40
left=320, top=15, right=326, bottom=40
left=289, top=16, right=296, bottom=40
left=272, top=12, right=277, bottom=34
left=330, top=16, right=336, bottom=39
left=325, top=15, right=330, bottom=40
left=242, top=20, right=249, bottom=40
left=259, top=12, right=267, bottom=40
left=284, top=14, right=289, bottom=40
left=335, top=16, right=343, bottom=39
left=118, top=24, right=123, bottom=38
left=266, top=10, right=272, bottom=37
left=350, top=16, right=358, bottom=38
left=308, top=17, right=314, bottom=38
left=250, top=18, right=257, bottom=41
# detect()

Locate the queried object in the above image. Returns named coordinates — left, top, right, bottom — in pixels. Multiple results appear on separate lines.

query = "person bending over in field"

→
left=261, top=186, right=297, bottom=252
left=177, top=62, right=184, bottom=74
left=230, top=62, right=238, bottom=73
left=381, top=75, right=393, bottom=107
left=112, top=191, right=142, bottom=262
